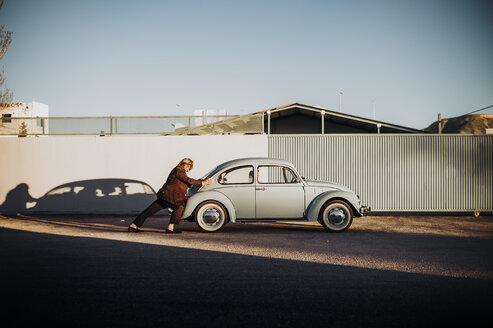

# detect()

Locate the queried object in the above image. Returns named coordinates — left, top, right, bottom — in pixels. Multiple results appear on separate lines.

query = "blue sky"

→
left=1, top=0, right=492, bottom=129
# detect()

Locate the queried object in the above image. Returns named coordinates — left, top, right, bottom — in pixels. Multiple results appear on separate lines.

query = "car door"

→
left=215, top=165, right=256, bottom=219
left=255, top=165, right=305, bottom=219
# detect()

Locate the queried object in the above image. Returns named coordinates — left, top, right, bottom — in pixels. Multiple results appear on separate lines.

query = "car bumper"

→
left=359, top=206, right=371, bottom=215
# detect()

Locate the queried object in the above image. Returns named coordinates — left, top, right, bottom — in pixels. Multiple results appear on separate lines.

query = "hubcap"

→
left=328, top=208, right=346, bottom=225
left=202, top=208, right=221, bottom=225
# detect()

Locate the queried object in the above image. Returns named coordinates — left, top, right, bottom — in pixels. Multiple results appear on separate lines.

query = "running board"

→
left=236, top=219, right=309, bottom=223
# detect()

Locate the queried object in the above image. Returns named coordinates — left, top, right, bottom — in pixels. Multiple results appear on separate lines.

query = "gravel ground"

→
left=1, top=213, right=492, bottom=327
left=2, top=213, right=492, bottom=278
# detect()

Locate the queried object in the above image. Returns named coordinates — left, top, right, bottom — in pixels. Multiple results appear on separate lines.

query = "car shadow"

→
left=0, top=179, right=159, bottom=215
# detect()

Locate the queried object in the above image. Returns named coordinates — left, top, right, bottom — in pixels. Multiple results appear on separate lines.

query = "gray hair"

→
left=178, top=158, right=194, bottom=168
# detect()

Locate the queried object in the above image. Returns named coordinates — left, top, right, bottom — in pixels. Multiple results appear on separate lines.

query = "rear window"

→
left=218, top=166, right=254, bottom=185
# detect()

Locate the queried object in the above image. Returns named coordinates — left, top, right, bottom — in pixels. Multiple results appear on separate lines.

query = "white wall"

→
left=0, top=135, right=267, bottom=214
left=0, top=101, right=49, bottom=117
left=0, top=101, right=49, bottom=135
left=30, top=101, right=49, bottom=117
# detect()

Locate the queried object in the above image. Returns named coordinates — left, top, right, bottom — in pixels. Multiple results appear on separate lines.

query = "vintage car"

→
left=182, top=157, right=369, bottom=232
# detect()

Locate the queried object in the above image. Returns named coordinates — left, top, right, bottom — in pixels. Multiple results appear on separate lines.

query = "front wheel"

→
left=195, top=201, right=228, bottom=232
left=319, top=200, right=353, bottom=232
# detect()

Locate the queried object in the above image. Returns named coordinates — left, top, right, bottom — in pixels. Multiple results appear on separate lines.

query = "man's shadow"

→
left=0, top=183, right=37, bottom=213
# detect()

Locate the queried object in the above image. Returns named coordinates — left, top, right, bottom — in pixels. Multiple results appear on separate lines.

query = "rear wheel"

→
left=319, top=200, right=353, bottom=232
left=195, top=201, right=228, bottom=232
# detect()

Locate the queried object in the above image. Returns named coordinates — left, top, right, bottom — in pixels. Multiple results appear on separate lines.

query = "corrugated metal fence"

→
left=269, top=135, right=493, bottom=212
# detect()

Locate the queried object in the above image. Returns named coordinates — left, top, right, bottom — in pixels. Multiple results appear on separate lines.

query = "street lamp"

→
left=377, top=123, right=382, bottom=134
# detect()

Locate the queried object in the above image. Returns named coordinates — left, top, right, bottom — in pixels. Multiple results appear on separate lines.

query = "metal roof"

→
left=254, top=102, right=425, bottom=133
left=170, top=102, right=425, bottom=135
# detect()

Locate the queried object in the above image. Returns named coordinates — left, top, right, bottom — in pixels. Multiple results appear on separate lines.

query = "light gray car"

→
left=182, top=157, right=370, bottom=232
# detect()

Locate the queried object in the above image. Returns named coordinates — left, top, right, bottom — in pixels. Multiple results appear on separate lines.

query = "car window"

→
left=257, top=166, right=298, bottom=184
left=218, top=166, right=254, bottom=185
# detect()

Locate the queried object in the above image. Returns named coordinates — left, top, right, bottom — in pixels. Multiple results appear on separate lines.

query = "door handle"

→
left=255, top=187, right=266, bottom=191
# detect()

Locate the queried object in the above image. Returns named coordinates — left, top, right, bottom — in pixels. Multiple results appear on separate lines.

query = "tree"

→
left=18, top=121, right=27, bottom=137
left=0, top=0, right=13, bottom=108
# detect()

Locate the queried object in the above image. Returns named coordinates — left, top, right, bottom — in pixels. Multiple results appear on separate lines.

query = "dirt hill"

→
left=424, top=114, right=493, bottom=134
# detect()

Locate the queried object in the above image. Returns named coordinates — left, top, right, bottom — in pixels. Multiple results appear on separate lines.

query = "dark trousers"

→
left=132, top=198, right=184, bottom=227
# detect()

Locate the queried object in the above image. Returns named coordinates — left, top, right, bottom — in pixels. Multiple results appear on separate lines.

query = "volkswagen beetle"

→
left=182, top=157, right=370, bottom=232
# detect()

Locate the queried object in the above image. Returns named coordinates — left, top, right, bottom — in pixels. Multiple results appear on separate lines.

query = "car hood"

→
left=303, top=179, right=352, bottom=192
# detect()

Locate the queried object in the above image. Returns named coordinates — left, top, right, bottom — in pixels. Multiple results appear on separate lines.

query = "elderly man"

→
left=128, top=158, right=212, bottom=233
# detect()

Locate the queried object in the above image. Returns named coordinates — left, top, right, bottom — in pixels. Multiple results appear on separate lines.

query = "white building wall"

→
left=0, top=101, right=49, bottom=135
left=0, top=135, right=268, bottom=214
left=30, top=101, right=49, bottom=117
left=0, top=101, right=49, bottom=117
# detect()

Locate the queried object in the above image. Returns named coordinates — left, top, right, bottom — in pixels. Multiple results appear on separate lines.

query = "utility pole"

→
left=339, top=91, right=343, bottom=112
left=372, top=100, right=376, bottom=120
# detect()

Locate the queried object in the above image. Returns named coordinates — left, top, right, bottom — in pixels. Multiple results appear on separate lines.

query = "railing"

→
left=0, top=114, right=264, bottom=136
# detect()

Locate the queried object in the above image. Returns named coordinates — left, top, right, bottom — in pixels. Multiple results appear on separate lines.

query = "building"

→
left=190, top=109, right=228, bottom=127
left=0, top=101, right=49, bottom=135
left=171, top=103, right=424, bottom=135
left=256, top=103, right=423, bottom=134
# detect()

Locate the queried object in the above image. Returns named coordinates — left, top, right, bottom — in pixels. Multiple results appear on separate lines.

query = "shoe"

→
left=166, top=229, right=182, bottom=234
left=128, top=226, right=140, bottom=233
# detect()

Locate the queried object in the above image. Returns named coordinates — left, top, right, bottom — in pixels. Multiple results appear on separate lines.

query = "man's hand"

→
left=201, top=178, right=212, bottom=186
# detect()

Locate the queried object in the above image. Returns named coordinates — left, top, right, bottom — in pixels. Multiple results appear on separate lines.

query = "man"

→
left=128, top=158, right=212, bottom=233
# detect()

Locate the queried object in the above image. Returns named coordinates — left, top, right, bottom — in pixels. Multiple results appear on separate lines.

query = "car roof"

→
left=214, top=157, right=295, bottom=171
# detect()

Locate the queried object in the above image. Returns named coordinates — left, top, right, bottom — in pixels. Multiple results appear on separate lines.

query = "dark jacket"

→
left=157, top=165, right=203, bottom=206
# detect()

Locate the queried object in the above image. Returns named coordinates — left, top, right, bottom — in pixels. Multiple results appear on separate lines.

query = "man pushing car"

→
left=128, top=158, right=212, bottom=233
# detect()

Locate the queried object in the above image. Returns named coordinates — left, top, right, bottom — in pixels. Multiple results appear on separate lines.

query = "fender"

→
left=182, top=190, right=237, bottom=222
left=305, top=190, right=362, bottom=221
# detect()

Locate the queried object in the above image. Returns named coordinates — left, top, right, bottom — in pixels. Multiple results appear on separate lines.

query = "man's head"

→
left=179, top=158, right=194, bottom=172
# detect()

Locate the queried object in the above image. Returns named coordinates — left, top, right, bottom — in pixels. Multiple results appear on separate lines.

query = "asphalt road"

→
left=1, top=214, right=492, bottom=327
